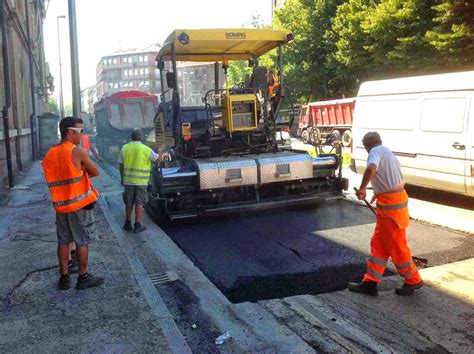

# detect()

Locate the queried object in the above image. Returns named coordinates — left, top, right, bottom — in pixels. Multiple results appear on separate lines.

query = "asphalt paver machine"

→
left=148, top=29, right=348, bottom=223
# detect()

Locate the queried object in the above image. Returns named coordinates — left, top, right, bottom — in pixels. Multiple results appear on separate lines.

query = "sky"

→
left=43, top=0, right=273, bottom=107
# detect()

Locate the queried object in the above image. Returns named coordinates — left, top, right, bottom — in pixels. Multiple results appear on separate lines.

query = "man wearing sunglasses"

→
left=42, top=117, right=104, bottom=290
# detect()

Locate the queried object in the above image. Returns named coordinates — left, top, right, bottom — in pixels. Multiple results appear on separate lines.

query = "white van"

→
left=351, top=71, right=474, bottom=197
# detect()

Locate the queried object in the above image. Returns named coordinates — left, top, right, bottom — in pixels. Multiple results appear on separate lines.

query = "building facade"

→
left=0, top=0, right=52, bottom=188
left=95, top=45, right=161, bottom=100
left=81, top=85, right=96, bottom=116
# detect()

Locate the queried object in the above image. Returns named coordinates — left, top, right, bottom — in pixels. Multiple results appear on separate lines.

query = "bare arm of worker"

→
left=149, top=149, right=160, bottom=162
left=72, top=146, right=99, bottom=177
left=90, top=144, right=103, bottom=163
left=119, top=163, right=124, bottom=186
left=357, top=163, right=377, bottom=200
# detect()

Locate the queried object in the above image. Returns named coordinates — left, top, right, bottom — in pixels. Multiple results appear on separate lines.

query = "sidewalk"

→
left=0, top=161, right=473, bottom=352
left=0, top=162, right=178, bottom=352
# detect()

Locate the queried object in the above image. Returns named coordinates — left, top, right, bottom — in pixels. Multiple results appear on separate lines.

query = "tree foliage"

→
left=48, top=97, right=59, bottom=114
left=426, top=0, right=474, bottom=68
left=274, top=0, right=474, bottom=101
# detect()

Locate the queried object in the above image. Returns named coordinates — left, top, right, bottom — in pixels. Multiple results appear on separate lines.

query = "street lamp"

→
left=57, top=15, right=66, bottom=118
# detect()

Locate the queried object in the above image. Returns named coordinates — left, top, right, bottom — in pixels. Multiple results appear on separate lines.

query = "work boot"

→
left=58, top=274, right=70, bottom=290
left=123, top=220, right=132, bottom=232
left=76, top=273, right=104, bottom=290
left=395, top=281, right=423, bottom=296
left=347, top=281, right=378, bottom=296
left=133, top=223, right=147, bottom=234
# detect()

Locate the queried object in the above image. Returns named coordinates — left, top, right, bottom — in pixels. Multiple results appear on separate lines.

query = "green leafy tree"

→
left=64, top=104, right=73, bottom=117
left=361, top=0, right=437, bottom=72
left=425, top=0, right=474, bottom=69
left=330, top=0, right=439, bottom=94
left=274, top=0, right=346, bottom=102
left=48, top=97, right=59, bottom=114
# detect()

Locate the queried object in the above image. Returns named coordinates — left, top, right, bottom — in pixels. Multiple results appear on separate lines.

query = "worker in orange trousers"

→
left=348, top=132, right=423, bottom=296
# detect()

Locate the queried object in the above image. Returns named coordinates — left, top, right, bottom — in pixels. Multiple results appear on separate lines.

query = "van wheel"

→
left=342, top=130, right=352, bottom=147
left=301, top=130, right=309, bottom=144
left=332, top=129, right=341, bottom=137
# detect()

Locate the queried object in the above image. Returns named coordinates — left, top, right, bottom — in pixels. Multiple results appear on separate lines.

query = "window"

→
left=134, top=68, right=139, bottom=75
left=139, top=68, right=144, bottom=75
left=139, top=55, right=143, bottom=62
left=139, top=80, right=145, bottom=87
left=113, top=58, right=118, bottom=64
left=144, top=101, right=155, bottom=121
left=110, top=104, right=120, bottom=120
left=144, top=68, right=149, bottom=75
left=421, top=97, right=466, bottom=133
left=123, top=69, right=128, bottom=77
left=124, top=103, right=144, bottom=128
left=357, top=98, right=417, bottom=131
left=144, top=80, right=149, bottom=86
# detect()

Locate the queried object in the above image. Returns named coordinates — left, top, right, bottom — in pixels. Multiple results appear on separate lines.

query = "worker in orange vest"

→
left=268, top=69, right=279, bottom=113
left=42, top=117, right=104, bottom=291
left=81, top=134, right=103, bottom=163
left=348, top=132, right=423, bottom=296
left=267, top=69, right=278, bottom=98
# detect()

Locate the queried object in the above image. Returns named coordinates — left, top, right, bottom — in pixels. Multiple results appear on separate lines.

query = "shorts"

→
left=123, top=185, right=148, bottom=208
left=56, top=208, right=96, bottom=246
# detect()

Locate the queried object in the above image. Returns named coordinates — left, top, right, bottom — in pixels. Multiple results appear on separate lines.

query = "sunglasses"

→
left=68, top=127, right=84, bottom=133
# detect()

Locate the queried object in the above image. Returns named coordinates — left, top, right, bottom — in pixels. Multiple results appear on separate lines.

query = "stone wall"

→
left=0, top=0, right=50, bottom=188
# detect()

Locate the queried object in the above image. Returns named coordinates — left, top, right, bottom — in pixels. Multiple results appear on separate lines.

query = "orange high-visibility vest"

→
left=268, top=72, right=278, bottom=97
left=42, top=141, right=99, bottom=213
left=81, top=135, right=91, bottom=154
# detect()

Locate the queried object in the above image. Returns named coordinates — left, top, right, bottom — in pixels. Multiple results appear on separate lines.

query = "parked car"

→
left=351, top=70, right=474, bottom=197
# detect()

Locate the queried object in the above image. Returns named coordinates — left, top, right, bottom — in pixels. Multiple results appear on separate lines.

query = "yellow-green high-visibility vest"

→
left=122, top=142, right=152, bottom=185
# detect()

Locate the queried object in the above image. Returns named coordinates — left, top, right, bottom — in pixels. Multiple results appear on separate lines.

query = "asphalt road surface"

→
left=162, top=199, right=474, bottom=303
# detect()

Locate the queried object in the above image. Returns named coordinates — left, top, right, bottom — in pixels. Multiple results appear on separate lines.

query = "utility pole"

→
left=68, top=0, right=81, bottom=117
left=57, top=15, right=66, bottom=118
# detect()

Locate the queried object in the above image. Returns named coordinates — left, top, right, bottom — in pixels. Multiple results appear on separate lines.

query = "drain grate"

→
left=149, top=271, right=179, bottom=285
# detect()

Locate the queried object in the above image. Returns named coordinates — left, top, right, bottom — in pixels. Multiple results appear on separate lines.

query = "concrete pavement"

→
left=0, top=161, right=473, bottom=352
left=0, top=163, right=178, bottom=352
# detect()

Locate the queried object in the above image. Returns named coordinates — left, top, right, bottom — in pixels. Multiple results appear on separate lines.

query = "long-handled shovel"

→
left=354, top=187, right=428, bottom=268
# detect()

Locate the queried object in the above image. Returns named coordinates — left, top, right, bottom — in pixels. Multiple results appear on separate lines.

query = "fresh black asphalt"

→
left=162, top=199, right=474, bottom=303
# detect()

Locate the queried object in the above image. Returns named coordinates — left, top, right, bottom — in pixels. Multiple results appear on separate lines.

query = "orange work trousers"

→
left=363, top=189, right=422, bottom=285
